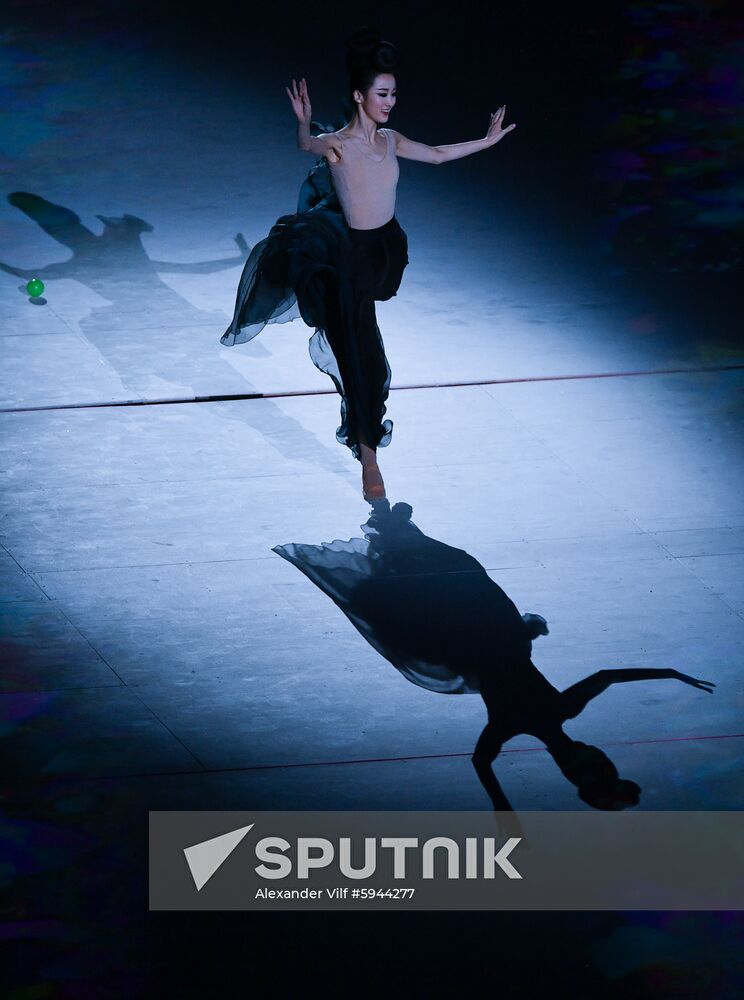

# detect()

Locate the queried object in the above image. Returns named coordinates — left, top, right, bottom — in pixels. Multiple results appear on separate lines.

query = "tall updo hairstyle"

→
left=343, top=26, right=399, bottom=123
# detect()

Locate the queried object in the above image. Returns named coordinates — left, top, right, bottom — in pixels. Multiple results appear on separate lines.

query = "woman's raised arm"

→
left=285, top=77, right=342, bottom=164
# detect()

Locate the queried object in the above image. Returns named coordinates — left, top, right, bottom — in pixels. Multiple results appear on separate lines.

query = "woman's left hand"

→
left=486, top=106, right=517, bottom=145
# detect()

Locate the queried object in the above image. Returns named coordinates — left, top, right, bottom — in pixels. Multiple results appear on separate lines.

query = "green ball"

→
left=26, top=278, right=45, bottom=298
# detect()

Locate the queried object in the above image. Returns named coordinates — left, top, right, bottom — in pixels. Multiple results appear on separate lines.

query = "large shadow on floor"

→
left=1, top=191, right=357, bottom=481
left=274, top=500, right=715, bottom=810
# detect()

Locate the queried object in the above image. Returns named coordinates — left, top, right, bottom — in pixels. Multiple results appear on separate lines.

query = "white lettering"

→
left=297, top=838, right=334, bottom=879
left=422, top=837, right=460, bottom=879
left=380, top=838, right=419, bottom=878
left=483, top=837, right=522, bottom=879
left=465, top=837, right=478, bottom=879
left=339, top=837, right=376, bottom=879
left=255, top=837, right=292, bottom=879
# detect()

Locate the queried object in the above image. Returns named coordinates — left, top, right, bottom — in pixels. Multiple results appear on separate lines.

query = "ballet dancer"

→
left=221, top=26, right=516, bottom=500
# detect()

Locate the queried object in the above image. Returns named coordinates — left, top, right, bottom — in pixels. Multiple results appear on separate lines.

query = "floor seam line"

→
left=2, top=363, right=743, bottom=413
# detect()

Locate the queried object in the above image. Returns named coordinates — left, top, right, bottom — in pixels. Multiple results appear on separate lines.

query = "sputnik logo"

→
left=184, top=824, right=254, bottom=891
left=182, top=823, right=523, bottom=889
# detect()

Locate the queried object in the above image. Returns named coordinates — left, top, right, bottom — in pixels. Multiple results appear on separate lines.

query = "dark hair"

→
left=343, top=26, right=399, bottom=122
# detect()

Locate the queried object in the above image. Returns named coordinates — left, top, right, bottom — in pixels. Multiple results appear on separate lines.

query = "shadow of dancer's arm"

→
left=149, top=234, right=250, bottom=273
left=561, top=667, right=716, bottom=720
left=0, top=260, right=72, bottom=280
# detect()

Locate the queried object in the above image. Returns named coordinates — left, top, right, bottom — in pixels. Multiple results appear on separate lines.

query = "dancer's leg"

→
left=359, top=440, right=385, bottom=500
left=353, top=292, right=390, bottom=500
left=356, top=217, right=410, bottom=497
left=317, top=291, right=386, bottom=496
left=310, top=226, right=396, bottom=497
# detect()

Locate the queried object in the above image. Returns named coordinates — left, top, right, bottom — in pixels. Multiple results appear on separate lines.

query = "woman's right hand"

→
left=286, top=77, right=312, bottom=124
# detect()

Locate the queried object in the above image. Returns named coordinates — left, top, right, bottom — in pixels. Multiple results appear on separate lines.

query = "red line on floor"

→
left=2, top=363, right=743, bottom=413
left=177, top=731, right=744, bottom=776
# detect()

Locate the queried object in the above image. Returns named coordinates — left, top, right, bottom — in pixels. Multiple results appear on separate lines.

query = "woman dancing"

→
left=221, top=27, right=516, bottom=500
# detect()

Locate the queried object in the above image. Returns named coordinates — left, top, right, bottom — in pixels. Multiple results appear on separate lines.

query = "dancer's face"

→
left=355, top=73, right=397, bottom=124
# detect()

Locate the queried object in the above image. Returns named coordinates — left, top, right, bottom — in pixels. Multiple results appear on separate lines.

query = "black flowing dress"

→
left=220, top=123, right=409, bottom=462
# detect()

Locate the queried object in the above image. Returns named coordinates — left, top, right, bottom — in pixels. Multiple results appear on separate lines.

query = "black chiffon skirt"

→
left=221, top=163, right=409, bottom=462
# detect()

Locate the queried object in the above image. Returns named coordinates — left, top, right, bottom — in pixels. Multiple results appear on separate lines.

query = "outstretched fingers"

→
left=286, top=78, right=305, bottom=99
left=286, top=78, right=312, bottom=125
left=489, top=105, right=517, bottom=137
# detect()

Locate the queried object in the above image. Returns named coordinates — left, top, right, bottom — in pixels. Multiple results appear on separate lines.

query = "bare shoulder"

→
left=383, top=127, right=400, bottom=148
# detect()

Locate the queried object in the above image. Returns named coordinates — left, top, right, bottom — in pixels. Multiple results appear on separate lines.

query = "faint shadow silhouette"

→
left=2, top=191, right=248, bottom=305
left=1, top=192, right=358, bottom=483
left=0, top=191, right=251, bottom=393
left=274, top=500, right=715, bottom=811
